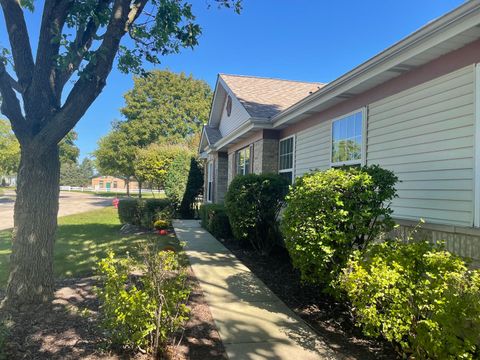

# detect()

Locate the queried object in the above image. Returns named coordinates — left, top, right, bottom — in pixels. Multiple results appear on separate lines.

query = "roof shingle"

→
left=220, top=74, right=324, bottom=118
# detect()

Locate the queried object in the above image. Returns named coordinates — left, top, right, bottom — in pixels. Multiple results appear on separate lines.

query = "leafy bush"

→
left=225, top=174, right=288, bottom=255
left=179, top=157, right=203, bottom=219
left=199, top=204, right=232, bottom=239
left=340, top=238, right=480, bottom=359
left=97, top=248, right=190, bottom=356
left=118, top=198, right=170, bottom=227
left=282, top=165, right=398, bottom=289
left=153, top=219, right=170, bottom=230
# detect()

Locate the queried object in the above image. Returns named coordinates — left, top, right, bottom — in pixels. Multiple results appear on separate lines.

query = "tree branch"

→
left=32, top=0, right=146, bottom=153
left=29, top=0, right=73, bottom=109
left=0, top=62, right=28, bottom=141
left=0, top=0, right=34, bottom=89
left=55, top=0, right=113, bottom=95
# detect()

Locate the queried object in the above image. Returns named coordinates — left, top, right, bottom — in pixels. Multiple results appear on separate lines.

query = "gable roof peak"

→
left=218, top=73, right=326, bottom=118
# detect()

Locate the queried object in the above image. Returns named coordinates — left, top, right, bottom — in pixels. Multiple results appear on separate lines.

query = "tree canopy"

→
left=94, top=69, right=211, bottom=185
left=121, top=70, right=212, bottom=143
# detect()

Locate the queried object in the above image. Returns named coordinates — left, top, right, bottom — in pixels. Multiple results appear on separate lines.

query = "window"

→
left=279, top=136, right=295, bottom=184
left=226, top=96, right=232, bottom=117
left=113, top=181, right=118, bottom=189
left=331, top=110, right=364, bottom=165
left=99, top=180, right=104, bottom=187
left=207, top=161, right=213, bottom=202
left=235, top=147, right=251, bottom=175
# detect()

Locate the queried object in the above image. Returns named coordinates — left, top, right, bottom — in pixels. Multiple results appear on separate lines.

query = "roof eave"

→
left=272, top=0, right=480, bottom=127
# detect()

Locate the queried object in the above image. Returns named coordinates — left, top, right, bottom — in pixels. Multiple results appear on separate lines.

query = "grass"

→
left=0, top=207, right=178, bottom=288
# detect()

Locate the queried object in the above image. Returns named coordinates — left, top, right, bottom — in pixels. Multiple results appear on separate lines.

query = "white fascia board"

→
left=474, top=63, right=480, bottom=227
left=272, top=1, right=480, bottom=128
left=207, top=76, right=221, bottom=127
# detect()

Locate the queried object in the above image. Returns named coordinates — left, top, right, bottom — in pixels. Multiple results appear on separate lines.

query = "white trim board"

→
left=474, top=63, right=480, bottom=227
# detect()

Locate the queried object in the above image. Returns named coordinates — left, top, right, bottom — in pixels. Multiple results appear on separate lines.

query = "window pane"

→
left=331, top=111, right=363, bottom=163
left=355, top=112, right=362, bottom=137
left=279, top=171, right=293, bottom=185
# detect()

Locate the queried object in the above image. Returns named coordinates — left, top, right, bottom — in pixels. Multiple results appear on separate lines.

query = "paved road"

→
left=0, top=191, right=112, bottom=231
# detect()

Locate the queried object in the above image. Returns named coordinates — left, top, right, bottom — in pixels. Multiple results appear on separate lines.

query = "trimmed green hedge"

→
left=225, top=173, right=288, bottom=255
left=282, top=165, right=398, bottom=289
left=118, top=198, right=171, bottom=228
left=199, top=204, right=231, bottom=240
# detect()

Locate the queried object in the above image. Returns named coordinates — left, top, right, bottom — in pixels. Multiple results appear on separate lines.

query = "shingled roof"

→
left=220, top=74, right=324, bottom=119
left=204, top=125, right=222, bottom=144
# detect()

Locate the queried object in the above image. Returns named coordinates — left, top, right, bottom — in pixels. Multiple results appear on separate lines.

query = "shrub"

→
left=225, top=173, right=288, bottom=255
left=118, top=198, right=170, bottom=227
left=340, top=238, right=480, bottom=359
left=282, top=165, right=398, bottom=289
left=164, top=151, right=191, bottom=209
left=199, top=204, right=232, bottom=239
left=153, top=219, right=170, bottom=230
left=97, top=248, right=190, bottom=356
left=179, top=157, right=203, bottom=219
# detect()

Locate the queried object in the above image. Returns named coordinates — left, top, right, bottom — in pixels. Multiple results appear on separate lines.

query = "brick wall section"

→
left=261, top=138, right=279, bottom=174
left=227, top=152, right=235, bottom=185
left=215, top=152, right=229, bottom=203
left=253, top=140, right=263, bottom=174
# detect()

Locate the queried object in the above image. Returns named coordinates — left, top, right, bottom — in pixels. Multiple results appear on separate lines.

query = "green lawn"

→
left=0, top=207, right=178, bottom=287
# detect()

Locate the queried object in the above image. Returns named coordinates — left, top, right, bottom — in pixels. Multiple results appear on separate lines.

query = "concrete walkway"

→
left=173, top=220, right=343, bottom=360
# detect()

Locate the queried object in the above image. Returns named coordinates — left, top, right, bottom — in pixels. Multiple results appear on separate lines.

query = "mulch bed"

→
left=0, top=269, right=226, bottom=360
left=221, top=239, right=400, bottom=360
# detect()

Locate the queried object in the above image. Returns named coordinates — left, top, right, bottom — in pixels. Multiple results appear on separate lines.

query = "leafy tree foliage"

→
left=121, top=70, right=212, bottom=143
left=0, top=0, right=241, bottom=306
left=60, top=158, right=95, bottom=187
left=0, top=118, right=19, bottom=175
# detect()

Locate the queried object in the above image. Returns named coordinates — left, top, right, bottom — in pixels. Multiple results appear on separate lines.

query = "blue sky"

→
left=0, top=0, right=465, bottom=160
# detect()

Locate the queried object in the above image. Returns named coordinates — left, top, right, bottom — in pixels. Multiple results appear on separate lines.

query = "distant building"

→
left=91, top=176, right=139, bottom=191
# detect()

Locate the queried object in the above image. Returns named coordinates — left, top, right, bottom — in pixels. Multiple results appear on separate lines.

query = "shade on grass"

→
left=0, top=207, right=178, bottom=288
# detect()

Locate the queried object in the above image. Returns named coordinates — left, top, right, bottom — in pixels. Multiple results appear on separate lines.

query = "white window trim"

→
left=207, top=161, right=213, bottom=203
left=329, top=107, right=367, bottom=167
left=474, top=64, right=480, bottom=227
left=278, top=135, right=296, bottom=179
left=235, top=146, right=251, bottom=176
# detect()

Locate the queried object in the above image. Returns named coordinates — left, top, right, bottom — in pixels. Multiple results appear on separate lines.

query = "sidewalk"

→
left=173, top=220, right=344, bottom=360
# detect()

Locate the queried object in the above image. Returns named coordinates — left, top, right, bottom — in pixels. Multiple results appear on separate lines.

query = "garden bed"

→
left=220, top=240, right=399, bottom=360
left=0, top=268, right=226, bottom=360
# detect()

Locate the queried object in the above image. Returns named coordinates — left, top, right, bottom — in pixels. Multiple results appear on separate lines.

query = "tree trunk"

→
left=126, top=178, right=130, bottom=197
left=2, top=144, right=60, bottom=307
left=138, top=181, right=142, bottom=199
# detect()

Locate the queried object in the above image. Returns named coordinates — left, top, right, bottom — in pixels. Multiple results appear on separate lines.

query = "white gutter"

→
left=272, top=0, right=480, bottom=127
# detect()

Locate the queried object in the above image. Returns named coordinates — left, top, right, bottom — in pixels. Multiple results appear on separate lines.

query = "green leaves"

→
left=281, top=165, right=398, bottom=291
left=225, top=173, right=289, bottom=255
left=340, top=240, right=480, bottom=359
left=96, top=248, right=190, bottom=355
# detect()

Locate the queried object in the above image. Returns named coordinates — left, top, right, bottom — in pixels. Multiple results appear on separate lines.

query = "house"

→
left=91, top=176, right=139, bottom=191
left=199, top=0, right=480, bottom=261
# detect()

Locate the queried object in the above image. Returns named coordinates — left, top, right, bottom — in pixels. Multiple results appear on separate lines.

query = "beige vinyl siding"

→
left=367, top=65, right=475, bottom=227
left=218, top=92, right=250, bottom=137
left=295, top=120, right=331, bottom=177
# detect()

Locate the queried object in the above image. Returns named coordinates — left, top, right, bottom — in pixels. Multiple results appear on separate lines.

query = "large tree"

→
left=0, top=0, right=241, bottom=307
left=121, top=70, right=212, bottom=143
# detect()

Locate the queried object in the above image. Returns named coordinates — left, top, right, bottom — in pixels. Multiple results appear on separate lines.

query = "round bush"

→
left=225, top=173, right=288, bottom=255
left=281, top=165, right=398, bottom=289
